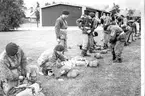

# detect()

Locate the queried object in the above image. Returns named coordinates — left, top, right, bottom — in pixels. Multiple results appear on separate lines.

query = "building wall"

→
left=42, top=4, right=82, bottom=26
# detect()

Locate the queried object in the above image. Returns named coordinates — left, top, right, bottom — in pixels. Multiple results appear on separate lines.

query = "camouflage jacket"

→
left=37, top=49, right=67, bottom=68
left=0, top=47, right=27, bottom=81
left=76, top=15, right=93, bottom=34
left=108, top=25, right=126, bottom=42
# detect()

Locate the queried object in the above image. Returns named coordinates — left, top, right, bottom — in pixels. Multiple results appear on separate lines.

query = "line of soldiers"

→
left=76, top=10, right=140, bottom=63
left=54, top=10, right=141, bottom=63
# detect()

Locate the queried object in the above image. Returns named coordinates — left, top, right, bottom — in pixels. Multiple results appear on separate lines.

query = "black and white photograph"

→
left=0, top=0, right=144, bottom=95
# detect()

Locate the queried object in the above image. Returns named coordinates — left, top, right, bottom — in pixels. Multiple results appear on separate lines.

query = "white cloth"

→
left=16, top=83, right=45, bottom=96
left=94, top=25, right=104, bottom=46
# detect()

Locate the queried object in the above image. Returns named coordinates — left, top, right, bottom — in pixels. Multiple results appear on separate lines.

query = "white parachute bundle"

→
left=94, top=53, right=103, bottom=59
left=70, top=56, right=89, bottom=67
left=61, top=56, right=89, bottom=70
left=88, top=60, right=99, bottom=67
left=15, top=83, right=45, bottom=96
left=100, top=50, right=108, bottom=54
left=67, top=69, right=79, bottom=78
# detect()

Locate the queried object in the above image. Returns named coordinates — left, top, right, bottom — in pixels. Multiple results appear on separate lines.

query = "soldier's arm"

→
left=20, top=49, right=28, bottom=76
left=58, top=54, right=68, bottom=61
left=76, top=17, right=84, bottom=29
left=55, top=19, right=61, bottom=39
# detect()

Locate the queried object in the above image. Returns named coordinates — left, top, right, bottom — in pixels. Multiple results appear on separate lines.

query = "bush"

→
left=0, top=0, right=25, bottom=31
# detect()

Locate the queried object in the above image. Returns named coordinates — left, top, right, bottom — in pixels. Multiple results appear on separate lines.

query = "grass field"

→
left=0, top=28, right=141, bottom=96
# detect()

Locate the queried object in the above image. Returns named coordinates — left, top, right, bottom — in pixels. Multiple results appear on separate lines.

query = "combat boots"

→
left=112, top=54, right=116, bottom=60
left=81, top=49, right=90, bottom=57
left=89, top=49, right=97, bottom=53
left=113, top=58, right=122, bottom=63
left=103, top=44, right=108, bottom=49
left=112, top=51, right=116, bottom=60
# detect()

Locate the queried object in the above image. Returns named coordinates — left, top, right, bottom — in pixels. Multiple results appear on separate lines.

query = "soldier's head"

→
left=62, top=10, right=70, bottom=19
left=6, top=42, right=18, bottom=56
left=121, top=25, right=127, bottom=32
left=84, top=10, right=89, bottom=15
left=102, top=12, right=106, bottom=16
left=89, top=12, right=95, bottom=18
left=54, top=45, right=65, bottom=55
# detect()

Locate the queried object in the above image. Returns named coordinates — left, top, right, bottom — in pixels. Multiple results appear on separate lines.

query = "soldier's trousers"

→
left=59, top=30, right=67, bottom=51
left=104, top=33, right=111, bottom=46
left=59, top=39, right=67, bottom=51
left=88, top=34, right=95, bottom=51
left=82, top=34, right=89, bottom=50
left=110, top=40, right=125, bottom=59
left=125, top=31, right=131, bottom=44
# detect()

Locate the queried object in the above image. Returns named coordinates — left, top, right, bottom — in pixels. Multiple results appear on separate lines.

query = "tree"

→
left=110, top=3, right=120, bottom=15
left=35, top=2, right=40, bottom=27
left=0, top=0, right=25, bottom=31
left=52, top=1, right=56, bottom=4
left=45, top=2, right=51, bottom=6
left=128, top=9, right=135, bottom=17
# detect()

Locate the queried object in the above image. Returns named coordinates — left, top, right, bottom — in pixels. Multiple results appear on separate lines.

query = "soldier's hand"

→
left=57, top=39, right=61, bottom=43
left=87, top=30, right=91, bottom=33
left=19, top=76, right=24, bottom=80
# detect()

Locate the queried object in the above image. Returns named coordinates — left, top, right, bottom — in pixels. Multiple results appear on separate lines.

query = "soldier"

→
left=76, top=10, right=95, bottom=56
left=76, top=10, right=95, bottom=57
left=100, top=12, right=106, bottom=25
left=55, top=10, right=70, bottom=53
left=88, top=12, right=99, bottom=53
left=105, top=14, right=111, bottom=25
left=0, top=42, right=28, bottom=95
left=105, top=24, right=126, bottom=63
left=37, top=45, right=68, bottom=76
left=121, top=23, right=132, bottom=46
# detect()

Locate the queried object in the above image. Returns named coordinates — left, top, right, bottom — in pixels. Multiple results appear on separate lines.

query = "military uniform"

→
left=0, top=47, right=28, bottom=95
left=108, top=25, right=126, bottom=63
left=0, top=47, right=27, bottom=80
left=122, top=25, right=132, bottom=45
left=88, top=16, right=99, bottom=53
left=37, top=48, right=67, bottom=76
left=76, top=14, right=93, bottom=56
left=55, top=16, right=68, bottom=51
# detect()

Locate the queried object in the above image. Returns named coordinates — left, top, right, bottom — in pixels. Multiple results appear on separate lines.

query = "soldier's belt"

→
left=60, top=29, right=67, bottom=31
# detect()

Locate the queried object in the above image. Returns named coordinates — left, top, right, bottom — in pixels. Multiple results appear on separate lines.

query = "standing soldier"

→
left=105, top=24, right=126, bottom=63
left=55, top=10, right=70, bottom=53
left=88, top=12, right=99, bottom=53
left=121, top=23, right=132, bottom=46
left=100, top=13, right=106, bottom=25
left=76, top=10, right=93, bottom=56
left=105, top=14, right=111, bottom=25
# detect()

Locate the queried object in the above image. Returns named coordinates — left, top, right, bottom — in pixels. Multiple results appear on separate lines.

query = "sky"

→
left=24, top=0, right=142, bottom=10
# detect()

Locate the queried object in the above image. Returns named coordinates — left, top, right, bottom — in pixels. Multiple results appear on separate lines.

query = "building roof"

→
left=41, top=3, right=110, bottom=13
left=41, top=3, right=82, bottom=9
